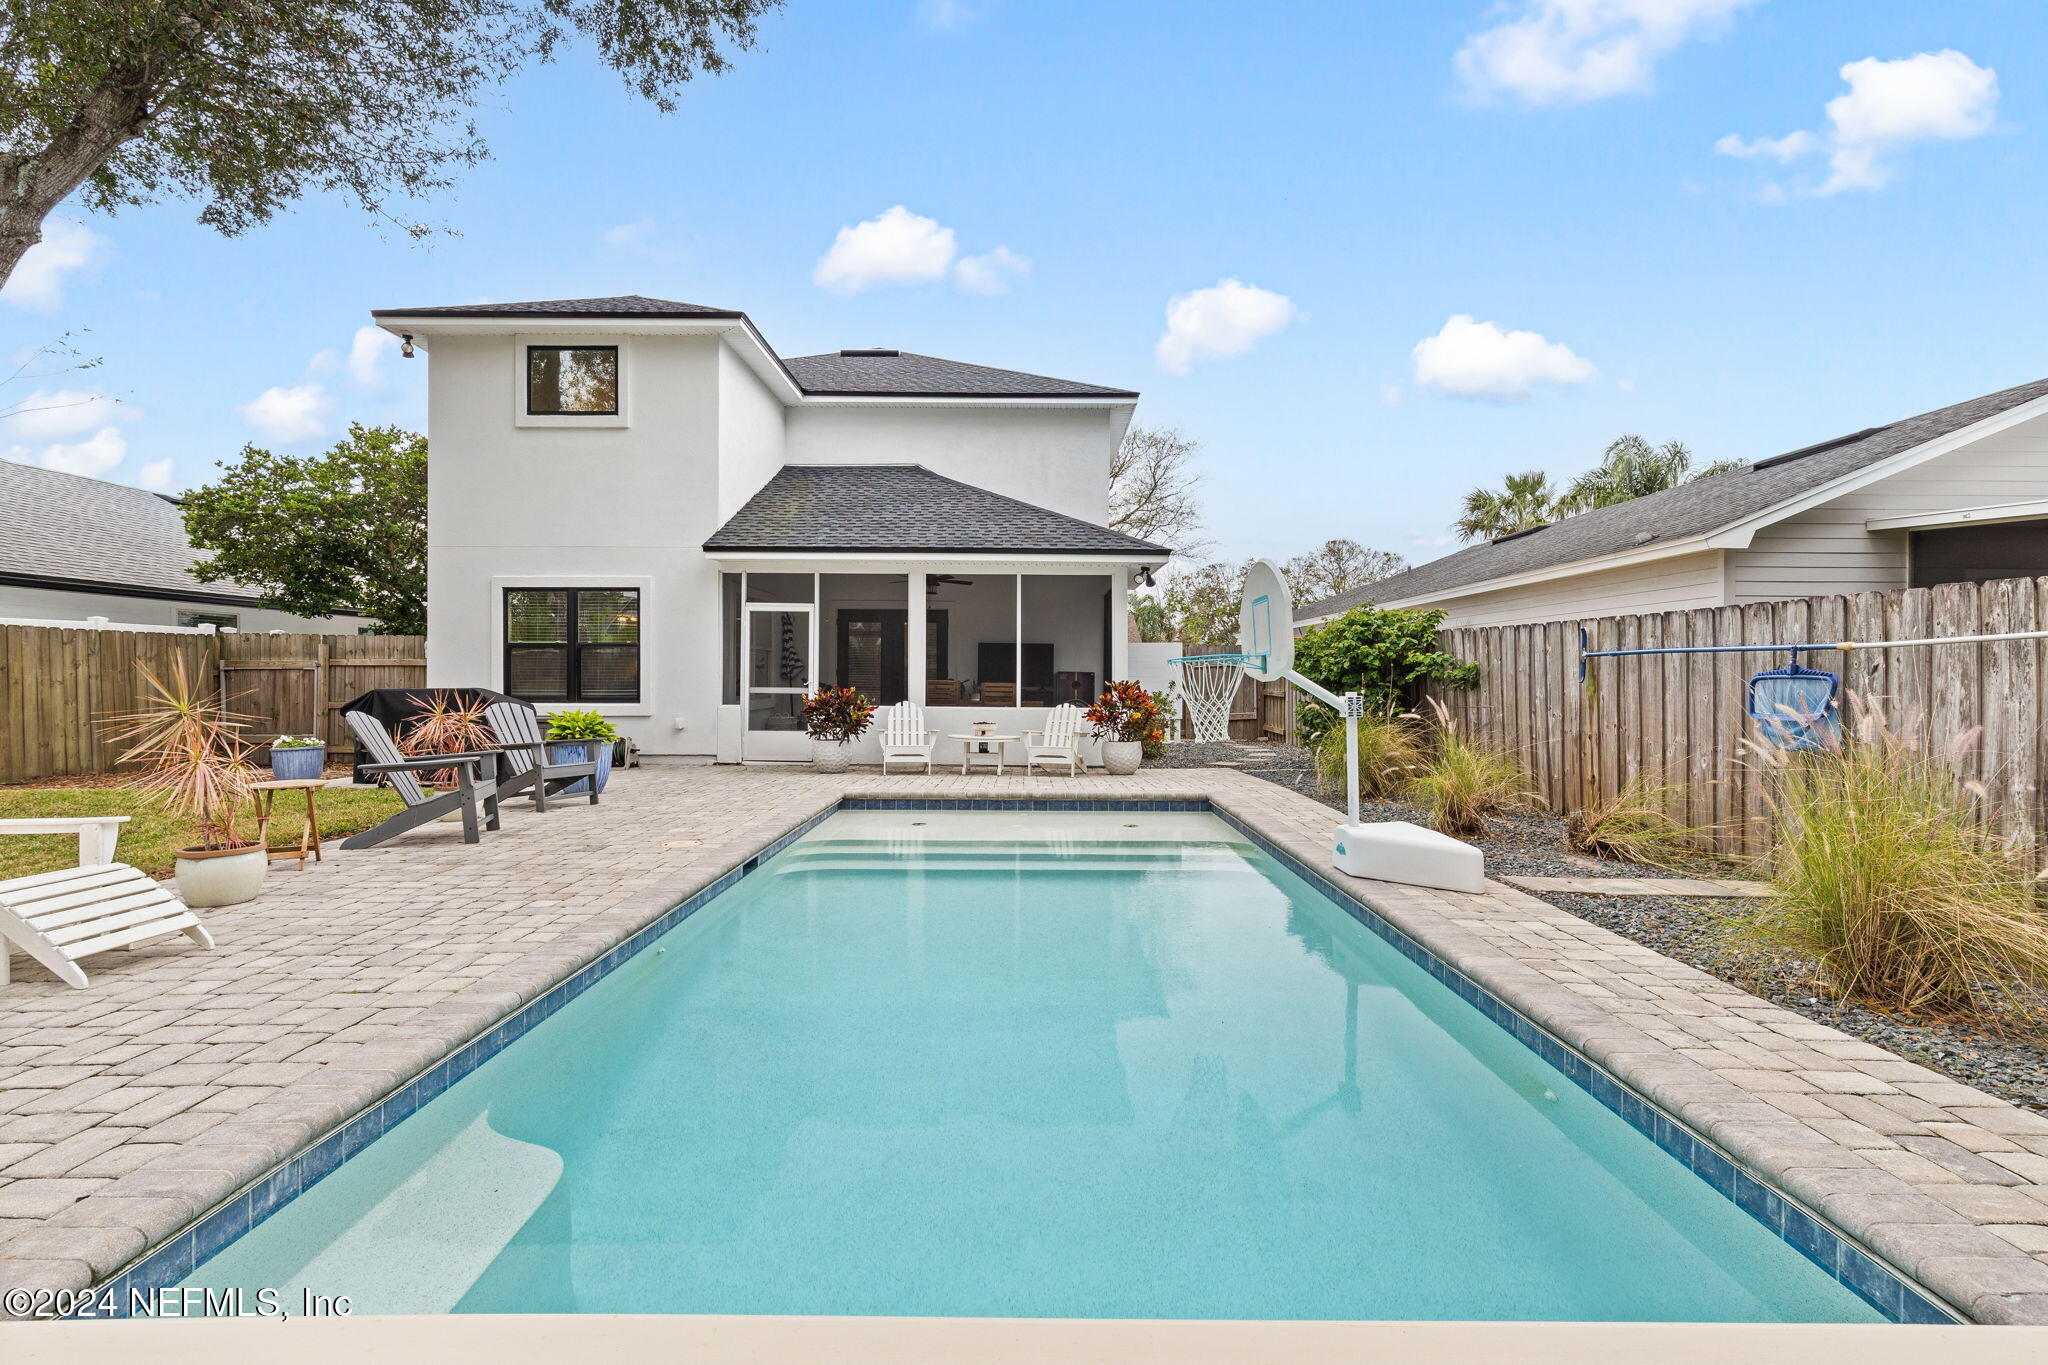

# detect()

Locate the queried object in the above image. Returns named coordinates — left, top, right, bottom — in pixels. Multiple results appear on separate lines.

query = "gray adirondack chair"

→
left=484, top=701, right=600, bottom=811
left=340, top=710, right=501, bottom=849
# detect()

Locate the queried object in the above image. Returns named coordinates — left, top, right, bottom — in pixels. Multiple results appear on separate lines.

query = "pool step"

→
left=775, top=841, right=1255, bottom=877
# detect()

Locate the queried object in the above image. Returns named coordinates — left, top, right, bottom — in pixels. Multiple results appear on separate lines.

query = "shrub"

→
left=1312, top=708, right=1425, bottom=801
left=1086, top=680, right=1168, bottom=744
left=1292, top=605, right=1477, bottom=746
left=802, top=686, right=875, bottom=742
left=1407, top=709, right=1538, bottom=837
left=1746, top=717, right=2048, bottom=1017
left=1565, top=774, right=1713, bottom=871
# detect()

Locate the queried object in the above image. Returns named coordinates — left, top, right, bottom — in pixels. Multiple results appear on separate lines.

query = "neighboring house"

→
left=0, top=458, right=376, bottom=633
left=1302, top=377, right=2048, bottom=629
left=369, top=294, right=1169, bottom=764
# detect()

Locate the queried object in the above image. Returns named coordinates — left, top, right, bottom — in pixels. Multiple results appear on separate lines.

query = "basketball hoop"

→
left=1168, top=652, right=1257, bottom=743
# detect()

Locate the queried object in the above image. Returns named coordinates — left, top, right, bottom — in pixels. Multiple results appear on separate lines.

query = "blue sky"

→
left=4, top=0, right=2044, bottom=569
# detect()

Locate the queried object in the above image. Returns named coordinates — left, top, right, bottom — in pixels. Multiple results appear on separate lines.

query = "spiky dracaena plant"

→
left=399, top=695, right=499, bottom=786
left=1745, top=702, right=2048, bottom=1018
left=104, top=658, right=259, bottom=851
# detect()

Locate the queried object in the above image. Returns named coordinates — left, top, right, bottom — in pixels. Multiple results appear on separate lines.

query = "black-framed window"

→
left=526, top=346, right=619, bottom=415
left=504, top=588, right=640, bottom=703
left=177, top=610, right=238, bottom=629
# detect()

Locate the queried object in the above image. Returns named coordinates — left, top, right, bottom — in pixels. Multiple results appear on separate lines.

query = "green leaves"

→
left=181, top=422, right=426, bottom=633
left=1290, top=604, right=1478, bottom=743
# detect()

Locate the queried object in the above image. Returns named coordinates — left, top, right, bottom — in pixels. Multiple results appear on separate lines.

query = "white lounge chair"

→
left=0, top=816, right=214, bottom=989
left=1022, top=703, right=1086, bottom=776
left=878, top=701, right=937, bottom=774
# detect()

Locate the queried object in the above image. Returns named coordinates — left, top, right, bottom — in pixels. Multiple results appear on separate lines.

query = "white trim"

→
left=1865, top=498, right=2048, bottom=532
left=1705, top=393, right=2048, bottom=549
left=488, top=574, right=655, bottom=717
left=709, top=551, right=1165, bottom=570
left=513, top=334, right=632, bottom=429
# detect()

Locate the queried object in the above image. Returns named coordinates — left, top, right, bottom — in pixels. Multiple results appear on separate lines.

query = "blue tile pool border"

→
left=95, top=795, right=1959, bottom=1324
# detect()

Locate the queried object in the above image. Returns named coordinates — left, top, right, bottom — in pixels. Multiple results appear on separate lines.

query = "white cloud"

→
left=1380, top=384, right=1403, bottom=406
left=1715, top=50, right=1998, bottom=196
left=918, top=0, right=980, bottom=30
left=2, top=218, right=109, bottom=312
left=1411, top=315, right=1597, bottom=400
left=1457, top=0, right=1759, bottom=106
left=603, top=217, right=656, bottom=249
left=1155, top=279, right=1298, bottom=374
left=1, top=388, right=135, bottom=441
left=1713, top=130, right=1818, bottom=163
left=136, top=458, right=176, bottom=492
left=952, top=245, right=1030, bottom=294
left=813, top=206, right=958, bottom=293
left=20, top=426, right=128, bottom=478
left=348, top=325, right=398, bottom=386
left=238, top=382, right=332, bottom=443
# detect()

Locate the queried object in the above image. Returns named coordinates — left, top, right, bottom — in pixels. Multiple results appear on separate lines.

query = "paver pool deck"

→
left=3, top=765, right=2048, bottom=1323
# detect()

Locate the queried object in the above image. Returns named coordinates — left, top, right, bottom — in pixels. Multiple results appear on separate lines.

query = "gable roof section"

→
left=1304, top=375, right=2048, bottom=619
left=705, top=465, right=1168, bottom=556
left=0, top=459, right=271, bottom=605
left=369, top=294, right=741, bottom=319
left=784, top=350, right=1137, bottom=399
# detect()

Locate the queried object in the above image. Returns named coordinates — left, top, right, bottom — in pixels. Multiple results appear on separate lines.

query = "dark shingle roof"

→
left=369, top=294, right=740, bottom=319
left=1304, top=376, right=2048, bottom=619
left=705, top=465, right=1168, bottom=555
left=784, top=350, right=1137, bottom=398
left=0, top=458, right=269, bottom=602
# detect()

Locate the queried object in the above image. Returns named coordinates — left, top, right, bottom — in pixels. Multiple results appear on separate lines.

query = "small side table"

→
left=949, top=733, right=1019, bottom=776
left=252, top=778, right=330, bottom=868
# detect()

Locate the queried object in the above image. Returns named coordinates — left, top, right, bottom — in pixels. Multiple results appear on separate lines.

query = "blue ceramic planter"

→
left=547, top=739, right=613, bottom=795
left=269, top=745, right=326, bottom=781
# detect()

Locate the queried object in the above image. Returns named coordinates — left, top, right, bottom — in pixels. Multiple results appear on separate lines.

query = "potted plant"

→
left=541, top=708, right=620, bottom=794
left=1086, top=680, right=1167, bottom=776
left=397, top=695, right=499, bottom=807
left=106, top=659, right=266, bottom=907
left=802, top=686, right=875, bottom=772
left=268, top=734, right=326, bottom=781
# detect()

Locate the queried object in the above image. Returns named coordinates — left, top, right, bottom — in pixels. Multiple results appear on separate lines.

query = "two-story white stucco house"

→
left=369, top=295, right=1170, bottom=765
left=1301, top=377, right=2048, bottom=629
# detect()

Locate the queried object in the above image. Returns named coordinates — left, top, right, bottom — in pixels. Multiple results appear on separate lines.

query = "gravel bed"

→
left=1157, top=740, right=2048, bottom=1113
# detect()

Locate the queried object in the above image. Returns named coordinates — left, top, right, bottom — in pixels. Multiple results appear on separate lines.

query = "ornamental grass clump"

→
left=1565, top=774, right=1715, bottom=872
left=1747, top=715, right=2048, bottom=1019
left=1312, top=708, right=1426, bottom=801
left=1407, top=704, right=1539, bottom=838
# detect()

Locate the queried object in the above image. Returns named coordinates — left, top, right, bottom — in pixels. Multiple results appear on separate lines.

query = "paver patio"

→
left=2, top=765, right=2047, bottom=1322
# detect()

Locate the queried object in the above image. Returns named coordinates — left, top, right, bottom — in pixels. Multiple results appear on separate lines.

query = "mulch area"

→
left=1154, top=740, right=2048, bottom=1113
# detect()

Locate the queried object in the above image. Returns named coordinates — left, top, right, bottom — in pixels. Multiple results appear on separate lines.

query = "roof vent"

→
left=1751, top=424, right=1891, bottom=471
left=839, top=348, right=899, bottom=358
left=1634, top=530, right=1656, bottom=545
left=1490, top=523, right=1549, bottom=544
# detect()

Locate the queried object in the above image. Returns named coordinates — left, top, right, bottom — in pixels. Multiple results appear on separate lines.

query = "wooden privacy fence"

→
left=1428, top=575, right=2048, bottom=854
left=0, top=624, right=424, bottom=784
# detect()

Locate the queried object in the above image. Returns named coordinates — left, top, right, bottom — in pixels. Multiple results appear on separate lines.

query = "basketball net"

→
left=1169, top=655, right=1248, bottom=744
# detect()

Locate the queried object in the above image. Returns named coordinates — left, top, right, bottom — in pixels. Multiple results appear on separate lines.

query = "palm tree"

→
left=1562, top=435, right=1744, bottom=513
left=1455, top=470, right=1560, bottom=542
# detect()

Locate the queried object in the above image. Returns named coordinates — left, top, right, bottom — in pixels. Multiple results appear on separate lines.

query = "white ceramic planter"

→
left=1101, top=740, right=1143, bottom=776
left=812, top=738, right=854, bottom=773
left=174, top=845, right=267, bottom=908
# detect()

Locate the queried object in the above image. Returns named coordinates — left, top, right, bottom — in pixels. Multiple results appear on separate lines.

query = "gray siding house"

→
left=1303, top=378, right=2048, bottom=629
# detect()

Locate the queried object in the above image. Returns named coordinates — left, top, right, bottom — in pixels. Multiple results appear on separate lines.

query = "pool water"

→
left=183, top=811, right=1881, bottom=1321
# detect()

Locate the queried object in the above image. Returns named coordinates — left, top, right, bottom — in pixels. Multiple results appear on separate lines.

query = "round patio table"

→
left=948, top=733, right=1019, bottom=776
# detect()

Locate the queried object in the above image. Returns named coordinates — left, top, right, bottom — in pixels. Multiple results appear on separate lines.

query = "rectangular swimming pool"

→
left=180, top=809, right=1887, bottom=1321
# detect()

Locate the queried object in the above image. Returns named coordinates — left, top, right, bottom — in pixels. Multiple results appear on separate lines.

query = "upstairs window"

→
left=526, top=346, right=619, bottom=415
left=504, top=588, right=640, bottom=703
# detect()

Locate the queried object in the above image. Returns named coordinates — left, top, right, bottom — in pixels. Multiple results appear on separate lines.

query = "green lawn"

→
left=0, top=786, right=405, bottom=880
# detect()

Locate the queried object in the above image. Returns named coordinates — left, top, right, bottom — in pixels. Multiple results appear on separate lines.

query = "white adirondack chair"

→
left=878, top=701, right=937, bottom=774
left=0, top=817, right=214, bottom=989
left=1022, top=703, right=1086, bottom=776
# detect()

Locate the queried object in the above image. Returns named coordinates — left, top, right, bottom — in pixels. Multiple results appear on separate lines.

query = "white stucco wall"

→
left=715, top=343, right=787, bottom=519
left=0, top=582, right=372, bottom=633
left=782, top=405, right=1116, bottom=522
